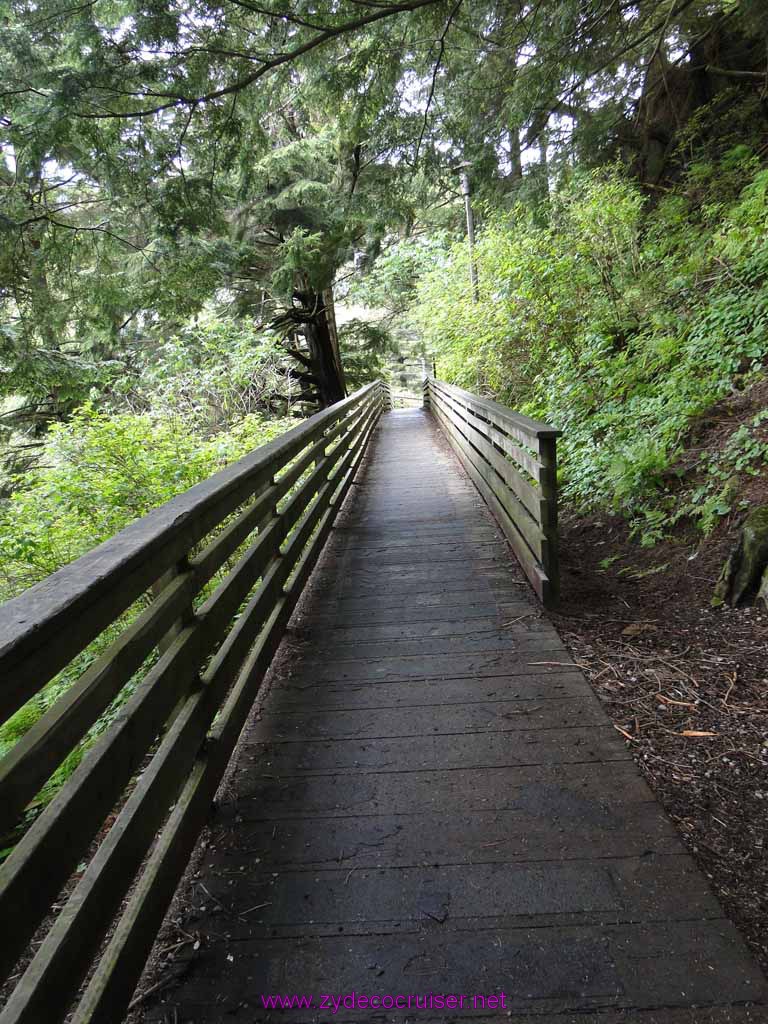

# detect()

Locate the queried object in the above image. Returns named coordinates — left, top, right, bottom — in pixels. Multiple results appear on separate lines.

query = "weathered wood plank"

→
left=230, top=759, right=663, bottom=822
left=204, top=805, right=680, bottom=871
left=0, top=570, right=197, bottom=835
left=303, top=598, right=532, bottom=627
left=430, top=394, right=547, bottom=559
left=245, top=725, right=629, bottom=774
left=177, top=855, right=723, bottom=937
left=428, top=378, right=565, bottom=602
left=251, top=697, right=601, bottom=743
left=296, top=628, right=561, bottom=662
left=136, top=922, right=764, bottom=1017
left=427, top=379, right=561, bottom=606
left=296, top=613, right=550, bottom=646
left=265, top=671, right=592, bottom=710
left=429, top=387, right=546, bottom=519
left=0, top=618, right=203, bottom=986
left=431, top=381, right=545, bottom=484
left=539, top=434, right=560, bottom=604
left=430, top=376, right=561, bottom=441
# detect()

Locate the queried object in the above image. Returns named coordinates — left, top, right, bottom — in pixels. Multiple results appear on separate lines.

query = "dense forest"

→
left=1, top=0, right=768, bottom=965
left=2, top=0, right=767, bottom=567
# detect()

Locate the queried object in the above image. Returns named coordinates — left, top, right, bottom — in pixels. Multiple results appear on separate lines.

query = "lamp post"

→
left=457, top=160, right=479, bottom=303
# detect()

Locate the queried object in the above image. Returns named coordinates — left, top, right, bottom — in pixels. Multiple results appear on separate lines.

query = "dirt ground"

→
left=552, top=503, right=768, bottom=974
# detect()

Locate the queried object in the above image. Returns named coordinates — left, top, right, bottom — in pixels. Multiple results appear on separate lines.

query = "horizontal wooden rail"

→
left=0, top=381, right=387, bottom=1024
left=424, top=378, right=561, bottom=606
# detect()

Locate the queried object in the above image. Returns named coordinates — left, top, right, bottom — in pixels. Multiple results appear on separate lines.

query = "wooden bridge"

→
left=0, top=380, right=765, bottom=1023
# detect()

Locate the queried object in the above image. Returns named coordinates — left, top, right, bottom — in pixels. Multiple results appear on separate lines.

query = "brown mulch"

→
left=552, top=503, right=768, bottom=975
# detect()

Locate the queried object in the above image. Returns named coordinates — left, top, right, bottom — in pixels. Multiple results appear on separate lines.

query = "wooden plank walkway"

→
left=142, top=409, right=766, bottom=1024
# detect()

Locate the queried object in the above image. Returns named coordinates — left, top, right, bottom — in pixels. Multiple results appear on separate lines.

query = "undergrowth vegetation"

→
left=0, top=403, right=293, bottom=802
left=0, top=325, right=294, bottom=825
left=0, top=406, right=293, bottom=601
left=410, top=153, right=768, bottom=543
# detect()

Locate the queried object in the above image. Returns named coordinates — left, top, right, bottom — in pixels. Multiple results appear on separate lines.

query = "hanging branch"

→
left=76, top=0, right=447, bottom=120
left=412, top=0, right=462, bottom=164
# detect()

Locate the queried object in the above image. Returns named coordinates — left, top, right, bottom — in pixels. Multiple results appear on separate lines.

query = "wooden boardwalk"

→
left=143, top=409, right=766, bottom=1024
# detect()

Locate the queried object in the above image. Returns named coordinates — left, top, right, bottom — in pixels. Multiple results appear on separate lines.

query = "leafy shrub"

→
left=409, top=155, right=768, bottom=542
left=0, top=403, right=294, bottom=807
left=128, top=314, right=292, bottom=429
left=0, top=405, right=293, bottom=598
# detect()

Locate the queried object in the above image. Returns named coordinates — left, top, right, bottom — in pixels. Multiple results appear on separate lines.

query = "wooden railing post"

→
left=538, top=436, right=559, bottom=604
left=150, top=556, right=195, bottom=655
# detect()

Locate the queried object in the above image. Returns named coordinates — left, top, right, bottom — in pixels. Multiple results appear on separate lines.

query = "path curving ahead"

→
left=142, top=409, right=766, bottom=1024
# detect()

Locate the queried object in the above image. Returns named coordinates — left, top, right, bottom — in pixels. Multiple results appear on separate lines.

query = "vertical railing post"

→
left=538, top=436, right=559, bottom=605
left=150, top=557, right=194, bottom=655
left=422, top=377, right=431, bottom=411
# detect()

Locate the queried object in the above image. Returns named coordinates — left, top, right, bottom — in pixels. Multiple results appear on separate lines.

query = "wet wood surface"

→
left=141, top=409, right=766, bottom=1024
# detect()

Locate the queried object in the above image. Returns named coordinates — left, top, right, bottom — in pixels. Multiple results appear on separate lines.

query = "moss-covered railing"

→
left=0, top=380, right=390, bottom=1024
left=424, top=377, right=561, bottom=606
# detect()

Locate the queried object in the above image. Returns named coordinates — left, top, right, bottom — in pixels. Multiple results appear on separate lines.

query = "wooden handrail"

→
left=0, top=381, right=388, bottom=1024
left=424, top=377, right=561, bottom=606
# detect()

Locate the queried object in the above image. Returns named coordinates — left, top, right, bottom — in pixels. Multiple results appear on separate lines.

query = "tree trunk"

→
left=322, top=287, right=347, bottom=398
left=298, top=288, right=346, bottom=408
left=507, top=128, right=523, bottom=183
left=539, top=127, right=550, bottom=197
left=713, top=507, right=768, bottom=608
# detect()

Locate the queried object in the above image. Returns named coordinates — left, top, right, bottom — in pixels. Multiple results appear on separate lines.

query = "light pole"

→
left=458, top=161, right=479, bottom=303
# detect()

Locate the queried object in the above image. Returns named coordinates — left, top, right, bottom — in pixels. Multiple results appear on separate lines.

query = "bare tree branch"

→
left=413, top=0, right=462, bottom=163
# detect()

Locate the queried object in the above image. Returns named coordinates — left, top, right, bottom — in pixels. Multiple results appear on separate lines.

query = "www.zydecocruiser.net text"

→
left=259, top=991, right=508, bottom=1012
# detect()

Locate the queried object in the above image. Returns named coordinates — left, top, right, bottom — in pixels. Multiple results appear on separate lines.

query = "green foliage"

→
left=410, top=156, right=768, bottom=542
left=0, top=396, right=294, bottom=812
left=338, top=318, right=398, bottom=391
left=131, top=314, right=293, bottom=428
left=0, top=403, right=293, bottom=599
left=346, top=235, right=452, bottom=317
left=686, top=411, right=768, bottom=534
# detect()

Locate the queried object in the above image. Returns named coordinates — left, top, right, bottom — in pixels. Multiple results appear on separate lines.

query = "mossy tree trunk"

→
left=299, top=288, right=346, bottom=408
left=713, top=507, right=768, bottom=608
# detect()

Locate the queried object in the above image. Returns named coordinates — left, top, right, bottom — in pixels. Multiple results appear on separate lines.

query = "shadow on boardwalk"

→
left=140, top=410, right=766, bottom=1024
